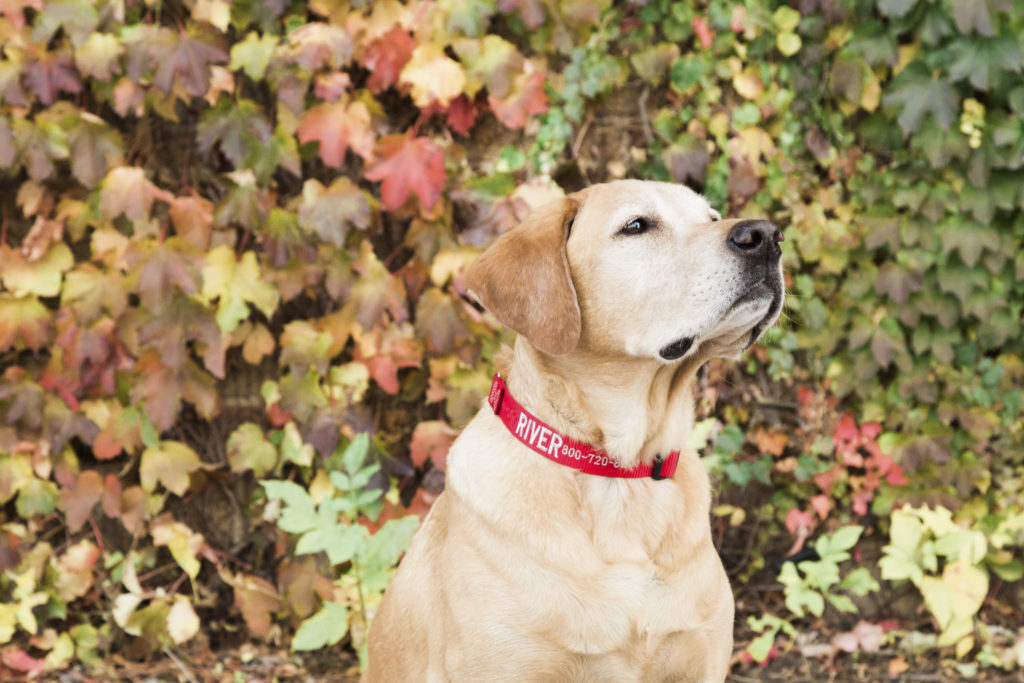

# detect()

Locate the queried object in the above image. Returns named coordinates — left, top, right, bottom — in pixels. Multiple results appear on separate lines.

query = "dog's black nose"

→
left=727, top=220, right=783, bottom=257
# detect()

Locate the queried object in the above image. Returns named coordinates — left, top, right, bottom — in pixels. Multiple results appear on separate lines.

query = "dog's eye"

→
left=619, top=217, right=653, bottom=236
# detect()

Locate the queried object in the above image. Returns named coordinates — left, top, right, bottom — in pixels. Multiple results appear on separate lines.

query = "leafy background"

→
left=0, top=0, right=1022, bottom=679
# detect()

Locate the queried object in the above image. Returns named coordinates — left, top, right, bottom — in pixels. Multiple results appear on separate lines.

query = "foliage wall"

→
left=0, top=0, right=1022, bottom=675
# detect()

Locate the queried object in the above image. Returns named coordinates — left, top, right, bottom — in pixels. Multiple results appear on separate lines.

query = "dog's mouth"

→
left=737, top=278, right=785, bottom=348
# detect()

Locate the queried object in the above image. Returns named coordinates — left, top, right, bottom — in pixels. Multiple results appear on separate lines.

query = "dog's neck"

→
left=502, top=338, right=699, bottom=469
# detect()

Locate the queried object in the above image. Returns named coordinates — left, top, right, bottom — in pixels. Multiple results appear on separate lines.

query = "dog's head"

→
left=465, top=180, right=784, bottom=362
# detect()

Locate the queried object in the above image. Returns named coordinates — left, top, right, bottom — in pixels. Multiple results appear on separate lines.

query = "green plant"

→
left=880, top=505, right=1024, bottom=658
left=746, top=613, right=796, bottom=664
left=778, top=525, right=879, bottom=618
left=262, top=434, right=418, bottom=660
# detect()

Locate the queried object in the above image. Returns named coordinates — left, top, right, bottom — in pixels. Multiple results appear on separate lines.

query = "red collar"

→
left=487, top=374, right=679, bottom=480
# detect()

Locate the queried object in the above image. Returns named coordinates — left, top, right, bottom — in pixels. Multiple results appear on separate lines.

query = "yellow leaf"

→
left=44, top=632, right=74, bottom=671
left=429, top=247, right=479, bottom=286
left=201, top=247, right=280, bottom=335
left=192, top=0, right=231, bottom=31
left=400, top=44, right=466, bottom=108
left=955, top=634, right=974, bottom=659
left=0, top=243, right=73, bottom=297
left=309, top=468, right=334, bottom=506
left=777, top=32, right=802, bottom=57
left=140, top=440, right=201, bottom=495
left=151, top=515, right=204, bottom=579
left=733, top=67, right=764, bottom=100
left=861, top=72, right=881, bottom=112
left=0, top=604, right=16, bottom=643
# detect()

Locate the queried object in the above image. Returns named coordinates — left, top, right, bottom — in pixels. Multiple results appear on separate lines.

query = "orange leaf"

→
left=409, top=420, right=458, bottom=471
left=488, top=68, right=548, bottom=130
left=751, top=426, right=788, bottom=457
left=169, top=194, right=214, bottom=249
left=297, top=100, right=375, bottom=167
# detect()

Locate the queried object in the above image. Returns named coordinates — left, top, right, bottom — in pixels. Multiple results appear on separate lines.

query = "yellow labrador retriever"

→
left=365, top=180, right=784, bottom=682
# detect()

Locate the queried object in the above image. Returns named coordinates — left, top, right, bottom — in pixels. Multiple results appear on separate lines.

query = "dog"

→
left=364, top=179, right=784, bottom=682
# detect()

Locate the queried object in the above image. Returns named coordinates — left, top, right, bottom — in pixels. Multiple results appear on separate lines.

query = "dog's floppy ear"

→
left=465, top=196, right=581, bottom=355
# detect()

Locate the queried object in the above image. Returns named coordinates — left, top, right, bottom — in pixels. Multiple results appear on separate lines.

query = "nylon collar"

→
left=487, top=374, right=679, bottom=480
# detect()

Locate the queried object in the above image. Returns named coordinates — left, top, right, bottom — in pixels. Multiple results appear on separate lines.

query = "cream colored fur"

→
left=364, top=180, right=784, bottom=682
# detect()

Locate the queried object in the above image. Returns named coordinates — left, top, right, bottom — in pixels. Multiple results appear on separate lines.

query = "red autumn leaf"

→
left=152, top=27, right=229, bottom=97
left=446, top=94, right=478, bottom=135
left=1, top=648, right=44, bottom=676
left=0, top=0, right=41, bottom=28
left=364, top=133, right=446, bottom=211
left=297, top=100, right=376, bottom=167
left=488, top=69, right=548, bottom=130
left=363, top=24, right=416, bottom=93
left=693, top=16, right=715, bottom=49
left=23, top=49, right=82, bottom=105
left=832, top=412, right=859, bottom=444
left=810, top=494, right=832, bottom=519
left=57, top=469, right=103, bottom=532
left=409, top=420, right=458, bottom=471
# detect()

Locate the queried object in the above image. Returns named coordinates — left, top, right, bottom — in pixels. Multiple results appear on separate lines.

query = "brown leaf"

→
left=498, top=0, right=546, bottom=28
left=169, top=194, right=215, bottom=249
left=226, top=571, right=281, bottom=636
left=57, top=469, right=103, bottom=532
left=415, top=287, right=470, bottom=355
left=297, top=178, right=372, bottom=246
left=21, top=216, right=63, bottom=262
left=153, top=27, right=229, bottom=97
left=24, top=50, right=82, bottom=105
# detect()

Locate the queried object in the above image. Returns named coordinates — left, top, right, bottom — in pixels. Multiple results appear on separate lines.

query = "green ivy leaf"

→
left=882, top=63, right=959, bottom=136
left=292, top=601, right=349, bottom=651
left=947, top=31, right=1022, bottom=91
